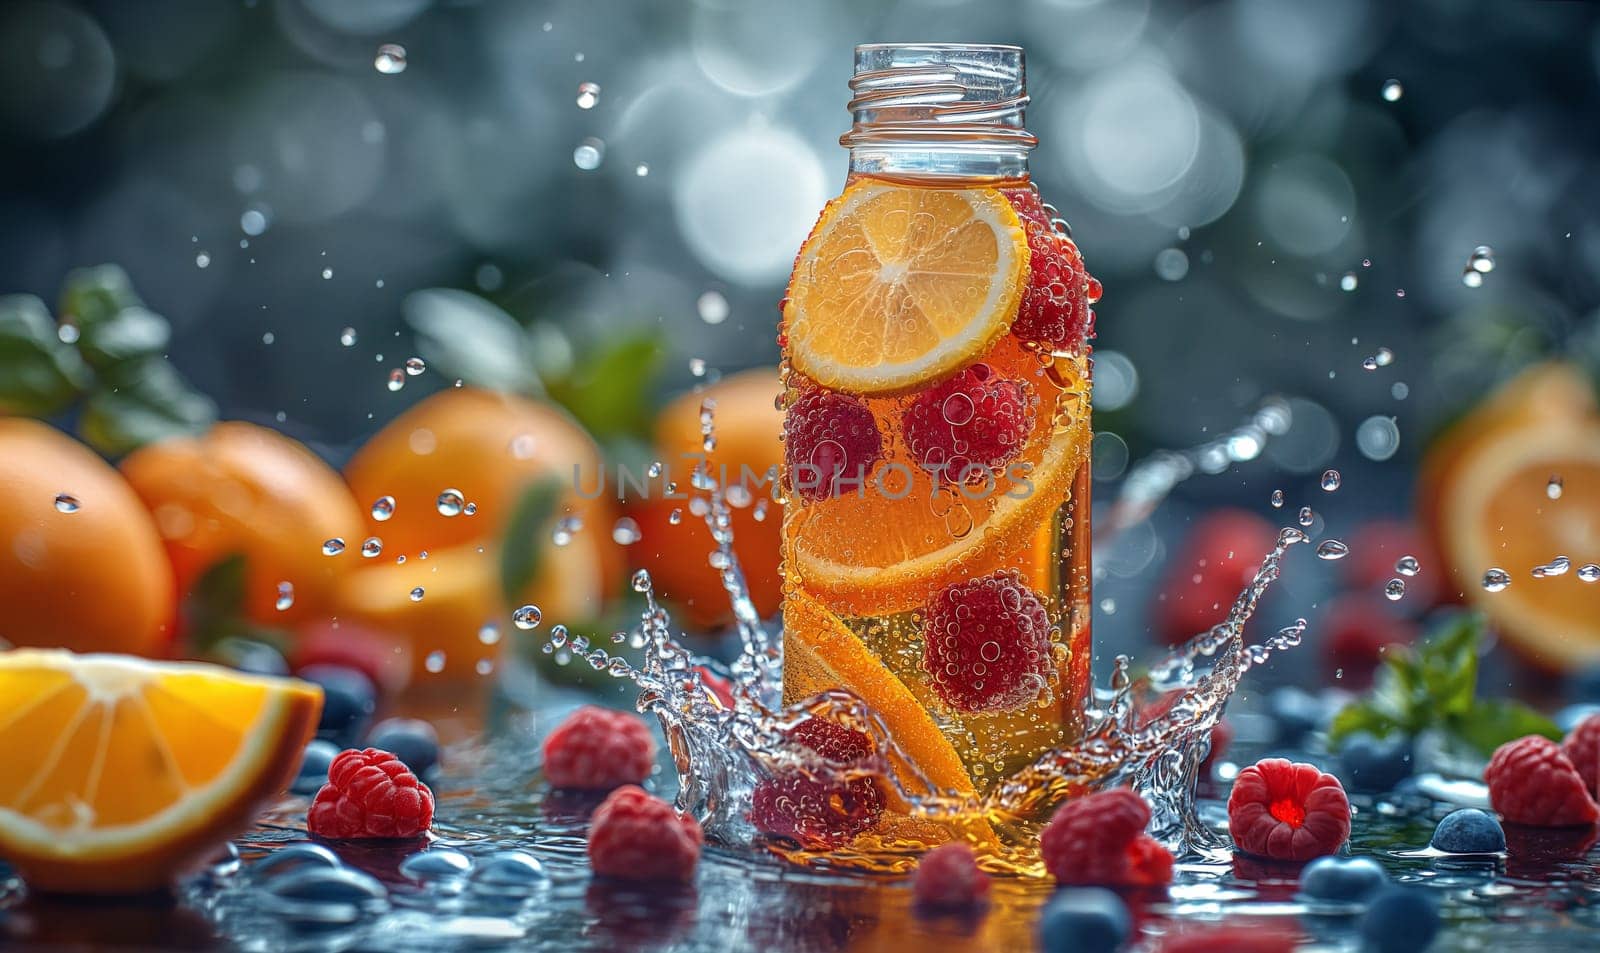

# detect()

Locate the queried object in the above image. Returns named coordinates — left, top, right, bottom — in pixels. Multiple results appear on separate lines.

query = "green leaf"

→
left=183, top=553, right=250, bottom=653
left=59, top=264, right=143, bottom=332
left=0, top=294, right=90, bottom=415
left=545, top=330, right=665, bottom=441
left=76, top=305, right=172, bottom=369
left=1413, top=612, right=1480, bottom=717
left=78, top=358, right=217, bottom=457
left=1328, top=700, right=1408, bottom=747
left=1448, top=699, right=1562, bottom=757
left=403, top=289, right=543, bottom=395
left=499, top=476, right=563, bottom=603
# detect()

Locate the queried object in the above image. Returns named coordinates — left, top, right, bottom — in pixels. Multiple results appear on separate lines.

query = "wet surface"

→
left=4, top=708, right=1600, bottom=953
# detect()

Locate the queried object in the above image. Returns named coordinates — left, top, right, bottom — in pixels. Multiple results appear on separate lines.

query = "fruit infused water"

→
left=779, top=44, right=1099, bottom=816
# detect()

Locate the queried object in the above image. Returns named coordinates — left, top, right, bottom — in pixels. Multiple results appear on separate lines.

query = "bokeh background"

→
left=4, top=0, right=1600, bottom=677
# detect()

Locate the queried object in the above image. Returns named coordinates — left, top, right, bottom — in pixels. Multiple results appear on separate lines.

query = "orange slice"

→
left=1435, top=415, right=1600, bottom=668
left=785, top=341, right=1091, bottom=617
left=783, top=180, right=1029, bottom=395
left=0, top=650, right=321, bottom=893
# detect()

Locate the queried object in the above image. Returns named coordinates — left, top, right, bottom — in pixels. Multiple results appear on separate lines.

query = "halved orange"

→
left=784, top=341, right=1091, bottom=617
left=783, top=180, right=1029, bottom=395
left=1434, top=415, right=1600, bottom=668
left=0, top=650, right=321, bottom=893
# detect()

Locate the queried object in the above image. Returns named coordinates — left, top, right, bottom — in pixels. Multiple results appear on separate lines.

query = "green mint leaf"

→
left=1328, top=700, right=1408, bottom=748
left=59, top=264, right=143, bottom=331
left=183, top=553, right=250, bottom=653
left=0, top=294, right=90, bottom=415
left=75, top=305, right=172, bottom=369
left=1448, top=698, right=1562, bottom=758
left=499, top=476, right=563, bottom=604
left=77, top=358, right=217, bottom=457
left=1413, top=612, right=1481, bottom=717
left=403, top=289, right=543, bottom=395
left=545, top=330, right=665, bottom=441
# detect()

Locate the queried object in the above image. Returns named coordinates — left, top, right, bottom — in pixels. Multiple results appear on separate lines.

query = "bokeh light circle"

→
left=0, top=0, right=117, bottom=140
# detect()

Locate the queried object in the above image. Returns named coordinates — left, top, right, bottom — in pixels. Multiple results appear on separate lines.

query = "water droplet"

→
left=689, top=357, right=707, bottom=378
left=191, top=250, right=212, bottom=270
left=573, top=137, right=605, bottom=171
left=240, top=207, right=269, bottom=236
left=1339, top=272, right=1358, bottom=292
left=512, top=605, right=541, bottom=630
left=275, top=582, right=295, bottom=611
left=57, top=324, right=79, bottom=344
left=1395, top=555, right=1420, bottom=576
left=1298, top=506, right=1315, bottom=527
left=1383, top=578, right=1406, bottom=601
left=1532, top=555, right=1571, bottom=578
left=409, top=587, right=425, bottom=602
left=261, top=332, right=275, bottom=345
left=1394, top=288, right=1405, bottom=298
left=478, top=623, right=501, bottom=646
left=575, top=81, right=600, bottom=109
left=361, top=536, right=382, bottom=558
left=321, top=538, right=345, bottom=556
left=387, top=369, right=405, bottom=392
left=1481, top=568, right=1511, bottom=592
left=635, top=162, right=649, bottom=177
left=374, top=43, right=407, bottom=74
left=321, top=268, right=334, bottom=280
left=1269, top=489, right=1284, bottom=508
left=53, top=493, right=79, bottom=514
left=1374, top=347, right=1394, bottom=367
left=1579, top=564, right=1600, bottom=583
left=405, top=357, right=426, bottom=376
left=371, top=496, right=396, bottom=521
left=631, top=569, right=651, bottom=593
left=1362, top=356, right=1378, bottom=371
left=1461, top=268, right=1484, bottom=288
left=696, top=290, right=729, bottom=325
left=436, top=489, right=465, bottom=517
left=1315, top=539, right=1349, bottom=560
left=1468, top=245, right=1495, bottom=274
left=612, top=517, right=641, bottom=545
left=1381, top=79, right=1403, bottom=102
left=1547, top=476, right=1563, bottom=500
left=424, top=651, right=445, bottom=673
left=1320, top=469, right=1341, bottom=491
left=668, top=508, right=683, bottom=525
left=551, top=515, right=582, bottom=546
left=339, top=327, right=357, bottom=347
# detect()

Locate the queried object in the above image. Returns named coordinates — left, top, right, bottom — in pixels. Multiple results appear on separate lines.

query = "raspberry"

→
left=1486, top=735, right=1599, bottom=827
left=783, top=388, right=883, bottom=501
left=1157, top=923, right=1299, bottom=953
left=912, top=842, right=990, bottom=910
left=587, top=784, right=702, bottom=882
left=308, top=748, right=434, bottom=839
left=542, top=705, right=657, bottom=791
left=1227, top=758, right=1350, bottom=862
left=921, top=571, right=1054, bottom=713
left=1040, top=788, right=1174, bottom=888
left=1563, top=714, right=1600, bottom=799
left=1001, top=187, right=1094, bottom=351
left=750, top=719, right=885, bottom=848
left=901, top=364, right=1036, bottom=484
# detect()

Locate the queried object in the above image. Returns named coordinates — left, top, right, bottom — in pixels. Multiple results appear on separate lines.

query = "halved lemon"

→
left=783, top=180, right=1029, bottom=395
left=785, top=341, right=1091, bottom=617
left=0, top=650, right=321, bottom=893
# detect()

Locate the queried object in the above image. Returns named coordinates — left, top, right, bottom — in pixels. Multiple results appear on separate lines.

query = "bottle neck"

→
left=842, top=43, right=1035, bottom=182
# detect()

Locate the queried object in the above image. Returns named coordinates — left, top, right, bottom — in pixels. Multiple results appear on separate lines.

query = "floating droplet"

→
left=1339, top=272, right=1358, bottom=292
left=321, top=268, right=333, bottom=280
left=575, top=81, right=600, bottom=109
left=1481, top=568, right=1511, bottom=592
left=361, top=536, right=382, bottom=558
left=387, top=369, right=405, bottom=392
left=573, top=137, right=605, bottom=171
left=1315, top=539, right=1349, bottom=560
left=478, top=623, right=501, bottom=645
left=53, top=493, right=79, bottom=514
left=374, top=44, right=407, bottom=74
left=1468, top=245, right=1495, bottom=274
left=371, top=496, right=396, bottom=521
left=1395, top=555, right=1420, bottom=576
left=1394, top=288, right=1405, bottom=298
left=321, top=538, right=345, bottom=556
left=195, top=252, right=211, bottom=269
left=697, top=290, right=729, bottom=325
left=424, top=651, right=445, bottom=674
left=1320, top=469, right=1341, bottom=491
left=689, top=357, right=707, bottom=378
left=1362, top=356, right=1378, bottom=371
left=1531, top=555, right=1571, bottom=578
left=1579, top=564, right=1600, bottom=583
left=240, top=207, right=269, bottom=236
left=1298, top=506, right=1315, bottom=527
left=668, top=508, right=683, bottom=525
left=275, top=582, right=295, bottom=611
left=551, top=516, right=582, bottom=546
left=409, top=587, right=425, bottom=602
left=405, top=357, right=426, bottom=376
left=436, top=489, right=465, bottom=517
left=635, top=162, right=649, bottom=177
left=1381, top=79, right=1403, bottom=102
left=57, top=324, right=79, bottom=344
left=1374, top=347, right=1394, bottom=367
left=1547, top=476, right=1563, bottom=500
left=612, top=517, right=641, bottom=545
left=1461, top=267, right=1484, bottom=288
left=631, top=569, right=651, bottom=593
left=512, top=605, right=541, bottom=630
left=1383, top=578, right=1406, bottom=601
left=1270, top=489, right=1284, bottom=508
left=339, top=327, right=358, bottom=347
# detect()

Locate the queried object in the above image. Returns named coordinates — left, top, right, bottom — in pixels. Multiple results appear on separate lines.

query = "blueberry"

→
left=1565, top=665, right=1600, bottom=703
left=252, top=843, right=342, bottom=880
left=1360, top=887, right=1440, bottom=953
left=292, top=739, right=341, bottom=795
left=297, top=665, right=376, bottom=746
left=1268, top=686, right=1327, bottom=746
left=1430, top=808, right=1505, bottom=854
left=1339, top=732, right=1413, bottom=793
left=263, top=867, right=387, bottom=930
left=1038, top=888, right=1130, bottom=953
left=470, top=850, right=547, bottom=892
left=366, top=717, right=439, bottom=777
left=1554, top=702, right=1600, bottom=734
left=400, top=848, right=473, bottom=882
left=1298, top=855, right=1388, bottom=903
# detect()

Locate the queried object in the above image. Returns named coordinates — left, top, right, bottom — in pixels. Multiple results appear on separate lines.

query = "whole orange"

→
left=0, top=418, right=175, bottom=654
left=629, top=367, right=784, bottom=629
left=340, top=388, right=617, bottom=669
left=119, top=422, right=365, bottom=627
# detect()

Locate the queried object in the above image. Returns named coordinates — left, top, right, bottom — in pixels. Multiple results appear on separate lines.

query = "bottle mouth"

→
left=842, top=43, right=1036, bottom=151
